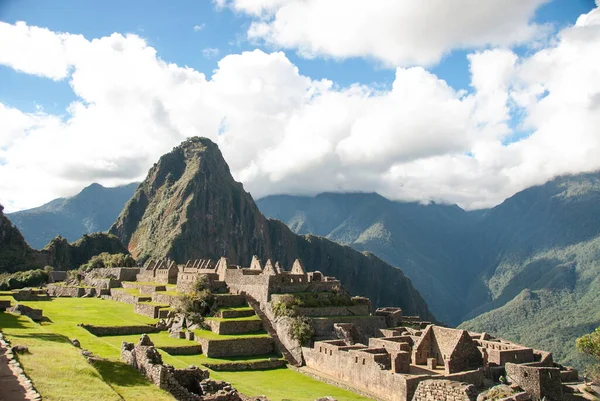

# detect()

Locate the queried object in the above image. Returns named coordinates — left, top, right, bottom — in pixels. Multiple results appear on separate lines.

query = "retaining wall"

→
left=196, top=337, right=274, bottom=358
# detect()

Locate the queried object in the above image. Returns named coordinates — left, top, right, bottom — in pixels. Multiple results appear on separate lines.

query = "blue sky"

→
left=1, top=0, right=599, bottom=212
left=0, top=0, right=595, bottom=115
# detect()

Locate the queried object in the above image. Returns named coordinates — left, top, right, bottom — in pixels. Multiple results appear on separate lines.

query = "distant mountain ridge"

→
left=0, top=202, right=128, bottom=273
left=258, top=172, right=600, bottom=367
left=109, top=137, right=434, bottom=320
left=9, top=182, right=138, bottom=249
left=258, top=192, right=481, bottom=324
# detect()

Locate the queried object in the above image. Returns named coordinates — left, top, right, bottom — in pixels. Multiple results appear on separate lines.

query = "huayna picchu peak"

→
left=109, top=137, right=434, bottom=321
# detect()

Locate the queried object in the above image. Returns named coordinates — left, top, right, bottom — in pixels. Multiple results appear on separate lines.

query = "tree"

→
left=577, top=327, right=600, bottom=381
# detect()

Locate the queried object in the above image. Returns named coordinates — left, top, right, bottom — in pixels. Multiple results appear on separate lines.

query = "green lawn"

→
left=0, top=297, right=373, bottom=401
left=205, top=315, right=261, bottom=322
left=0, top=312, right=173, bottom=401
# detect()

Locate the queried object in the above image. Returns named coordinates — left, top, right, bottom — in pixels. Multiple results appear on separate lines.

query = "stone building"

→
left=137, top=259, right=178, bottom=284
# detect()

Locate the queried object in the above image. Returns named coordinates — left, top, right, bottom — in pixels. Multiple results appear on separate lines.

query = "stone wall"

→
left=505, top=363, right=563, bottom=401
left=121, top=334, right=241, bottom=401
left=95, top=267, right=140, bottom=281
left=311, top=315, right=387, bottom=339
left=196, top=337, right=274, bottom=358
left=0, top=300, right=10, bottom=311
left=411, top=379, right=477, bottom=401
left=477, top=340, right=535, bottom=366
left=302, top=343, right=426, bottom=401
left=135, top=302, right=170, bottom=318
left=79, top=323, right=160, bottom=336
left=152, top=292, right=184, bottom=308
left=110, top=289, right=151, bottom=304
left=47, top=284, right=98, bottom=298
left=12, top=289, right=49, bottom=301
left=205, top=319, right=263, bottom=335
left=294, top=304, right=370, bottom=317
left=203, top=359, right=287, bottom=371
left=8, top=304, right=43, bottom=321
left=158, top=345, right=203, bottom=355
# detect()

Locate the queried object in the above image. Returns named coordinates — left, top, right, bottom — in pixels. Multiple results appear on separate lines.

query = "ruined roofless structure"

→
left=88, top=254, right=577, bottom=401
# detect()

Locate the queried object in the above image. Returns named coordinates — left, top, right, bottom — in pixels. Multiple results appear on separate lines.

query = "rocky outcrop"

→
left=0, top=204, right=41, bottom=273
left=0, top=203, right=129, bottom=274
left=40, top=233, right=128, bottom=270
left=110, top=137, right=434, bottom=320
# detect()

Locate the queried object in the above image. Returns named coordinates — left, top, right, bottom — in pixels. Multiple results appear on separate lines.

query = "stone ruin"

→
left=120, top=334, right=242, bottom=401
left=38, top=254, right=582, bottom=401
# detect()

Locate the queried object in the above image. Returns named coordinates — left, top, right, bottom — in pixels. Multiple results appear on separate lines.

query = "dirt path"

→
left=0, top=347, right=34, bottom=401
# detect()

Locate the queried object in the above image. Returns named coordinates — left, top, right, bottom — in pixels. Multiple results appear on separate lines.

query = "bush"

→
left=175, top=277, right=216, bottom=326
left=289, top=316, right=314, bottom=345
left=80, top=252, right=136, bottom=271
left=0, top=269, right=49, bottom=290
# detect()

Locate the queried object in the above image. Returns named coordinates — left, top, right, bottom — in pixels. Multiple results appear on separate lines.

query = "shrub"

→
left=0, top=269, right=49, bottom=290
left=577, top=327, right=600, bottom=382
left=289, top=316, right=314, bottom=345
left=175, top=277, right=216, bottom=326
left=79, top=252, right=136, bottom=271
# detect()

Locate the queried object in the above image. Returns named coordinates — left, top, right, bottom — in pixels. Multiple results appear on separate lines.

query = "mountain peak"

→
left=110, top=137, right=434, bottom=320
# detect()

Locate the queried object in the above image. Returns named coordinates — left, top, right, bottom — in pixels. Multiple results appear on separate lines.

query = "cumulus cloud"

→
left=1, top=6, right=600, bottom=212
left=219, top=0, right=550, bottom=66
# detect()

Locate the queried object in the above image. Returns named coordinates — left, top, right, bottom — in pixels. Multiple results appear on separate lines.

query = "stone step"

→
left=214, top=294, right=247, bottom=308
left=203, top=358, right=287, bottom=371
left=110, top=289, right=152, bottom=304
left=194, top=335, right=274, bottom=358
left=158, top=344, right=203, bottom=355
left=216, top=307, right=256, bottom=319
left=121, top=281, right=167, bottom=294
left=134, top=302, right=171, bottom=318
left=205, top=317, right=263, bottom=335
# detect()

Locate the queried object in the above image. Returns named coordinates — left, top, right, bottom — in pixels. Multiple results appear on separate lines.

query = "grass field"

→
left=0, top=296, right=373, bottom=401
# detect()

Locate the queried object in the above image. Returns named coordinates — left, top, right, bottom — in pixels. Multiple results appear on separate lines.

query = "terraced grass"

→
left=192, top=328, right=270, bottom=340
left=205, top=315, right=261, bottom=322
left=0, top=311, right=172, bottom=401
left=218, top=306, right=254, bottom=312
left=0, top=297, right=374, bottom=400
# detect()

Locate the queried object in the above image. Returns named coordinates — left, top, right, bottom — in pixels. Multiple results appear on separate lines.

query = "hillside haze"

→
left=258, top=193, right=481, bottom=324
left=258, top=173, right=600, bottom=366
left=109, top=137, right=434, bottom=320
left=8, top=182, right=138, bottom=249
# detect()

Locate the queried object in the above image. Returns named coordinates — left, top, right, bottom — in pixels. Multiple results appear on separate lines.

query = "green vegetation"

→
left=0, top=268, right=48, bottom=290
left=289, top=316, right=315, bottom=344
left=176, top=276, right=216, bottom=325
left=80, top=252, right=136, bottom=270
left=460, top=233, right=600, bottom=368
left=577, top=326, right=600, bottom=381
left=271, top=292, right=355, bottom=318
left=0, top=306, right=172, bottom=401
left=0, top=296, right=371, bottom=400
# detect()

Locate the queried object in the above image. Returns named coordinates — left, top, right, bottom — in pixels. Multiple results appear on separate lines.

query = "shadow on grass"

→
left=0, top=312, right=27, bottom=329
left=7, top=332, right=71, bottom=344
left=92, top=359, right=156, bottom=387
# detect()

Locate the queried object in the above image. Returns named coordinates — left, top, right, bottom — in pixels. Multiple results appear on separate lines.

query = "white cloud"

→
left=193, top=24, right=205, bottom=32
left=1, top=6, right=600, bottom=212
left=202, top=47, right=220, bottom=58
left=219, top=0, right=550, bottom=66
